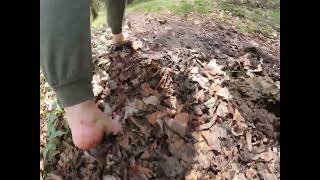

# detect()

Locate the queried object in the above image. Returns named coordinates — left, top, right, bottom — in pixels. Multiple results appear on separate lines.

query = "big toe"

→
left=71, top=122, right=104, bottom=150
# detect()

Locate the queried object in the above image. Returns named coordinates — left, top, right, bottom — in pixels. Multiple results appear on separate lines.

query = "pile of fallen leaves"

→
left=42, top=12, right=279, bottom=180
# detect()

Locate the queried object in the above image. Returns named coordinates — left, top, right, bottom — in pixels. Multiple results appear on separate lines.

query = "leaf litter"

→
left=42, top=12, right=280, bottom=179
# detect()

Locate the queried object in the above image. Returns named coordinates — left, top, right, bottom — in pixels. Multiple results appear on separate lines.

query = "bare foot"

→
left=65, top=100, right=122, bottom=150
left=112, top=33, right=124, bottom=44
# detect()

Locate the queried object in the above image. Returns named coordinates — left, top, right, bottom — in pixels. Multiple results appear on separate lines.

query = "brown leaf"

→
left=201, top=125, right=227, bottom=152
left=165, top=113, right=190, bottom=136
left=119, top=134, right=130, bottom=150
left=185, top=169, right=202, bottom=180
left=217, top=87, right=232, bottom=100
left=174, top=113, right=190, bottom=124
left=234, top=109, right=245, bottom=122
left=209, top=83, right=221, bottom=95
left=194, top=105, right=203, bottom=115
left=164, top=96, right=177, bottom=109
left=46, top=173, right=63, bottom=180
left=132, top=40, right=143, bottom=50
left=143, top=95, right=160, bottom=106
left=252, top=149, right=276, bottom=162
left=119, top=73, right=129, bottom=81
left=217, top=101, right=229, bottom=118
left=140, top=83, right=157, bottom=97
left=130, top=117, right=150, bottom=137
left=245, top=167, right=258, bottom=180
left=194, top=89, right=205, bottom=102
left=176, top=101, right=184, bottom=113
left=146, top=111, right=161, bottom=125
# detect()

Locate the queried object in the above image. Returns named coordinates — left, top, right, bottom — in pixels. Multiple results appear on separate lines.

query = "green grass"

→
left=127, top=0, right=214, bottom=15
left=91, top=0, right=279, bottom=37
left=91, top=11, right=107, bottom=28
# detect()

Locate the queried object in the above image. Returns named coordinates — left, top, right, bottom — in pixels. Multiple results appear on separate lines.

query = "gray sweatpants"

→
left=40, top=0, right=126, bottom=107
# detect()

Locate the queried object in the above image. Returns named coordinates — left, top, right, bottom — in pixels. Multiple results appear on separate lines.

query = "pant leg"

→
left=105, top=0, right=126, bottom=34
left=40, top=0, right=94, bottom=107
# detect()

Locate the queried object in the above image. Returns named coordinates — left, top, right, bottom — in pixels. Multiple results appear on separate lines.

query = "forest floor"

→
left=40, top=2, right=280, bottom=179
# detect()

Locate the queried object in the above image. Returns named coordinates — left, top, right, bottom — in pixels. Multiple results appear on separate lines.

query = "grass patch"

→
left=91, top=11, right=107, bottom=28
left=91, top=0, right=279, bottom=37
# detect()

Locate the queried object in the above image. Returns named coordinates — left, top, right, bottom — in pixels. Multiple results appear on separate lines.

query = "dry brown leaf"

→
left=123, top=101, right=139, bottom=120
left=209, top=83, right=221, bottom=95
left=165, top=113, right=190, bottom=136
left=176, top=101, right=184, bottom=113
left=119, top=134, right=130, bottom=150
left=146, top=111, right=161, bottom=125
left=217, top=101, right=229, bottom=118
left=217, top=87, right=232, bottom=100
left=204, top=97, right=217, bottom=108
left=185, top=169, right=202, bottom=180
left=131, top=78, right=140, bottom=86
left=194, top=105, right=203, bottom=115
left=201, top=125, right=226, bottom=152
left=134, top=99, right=145, bottom=110
left=234, top=109, right=245, bottom=122
left=260, top=172, right=277, bottom=180
left=46, top=173, right=63, bottom=180
left=143, top=95, right=160, bottom=106
left=141, top=83, right=157, bottom=97
left=130, top=117, right=150, bottom=137
left=194, top=89, right=205, bottom=102
left=232, top=173, right=246, bottom=180
left=103, top=175, right=117, bottom=180
left=252, top=149, right=276, bottom=162
left=119, top=73, right=129, bottom=81
left=245, top=167, right=258, bottom=180
left=164, top=96, right=177, bottom=109
left=174, top=113, right=190, bottom=123
left=132, top=40, right=143, bottom=50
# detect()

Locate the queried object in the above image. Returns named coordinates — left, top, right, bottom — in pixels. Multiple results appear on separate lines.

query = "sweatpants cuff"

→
left=55, top=79, right=94, bottom=107
left=111, top=27, right=122, bottom=35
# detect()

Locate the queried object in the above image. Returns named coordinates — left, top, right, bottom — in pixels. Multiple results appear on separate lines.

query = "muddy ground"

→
left=41, top=12, right=280, bottom=180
